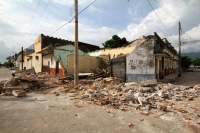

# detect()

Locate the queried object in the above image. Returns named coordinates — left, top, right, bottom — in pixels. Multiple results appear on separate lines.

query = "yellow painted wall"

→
left=101, top=46, right=136, bottom=59
left=35, top=35, right=42, bottom=53
left=22, top=53, right=41, bottom=72
left=66, top=54, right=101, bottom=75
left=31, top=54, right=42, bottom=73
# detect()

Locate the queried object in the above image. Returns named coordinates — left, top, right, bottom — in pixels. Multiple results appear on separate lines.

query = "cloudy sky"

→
left=0, top=0, right=200, bottom=63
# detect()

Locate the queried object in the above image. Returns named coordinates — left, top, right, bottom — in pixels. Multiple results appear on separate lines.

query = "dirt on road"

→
left=0, top=68, right=200, bottom=133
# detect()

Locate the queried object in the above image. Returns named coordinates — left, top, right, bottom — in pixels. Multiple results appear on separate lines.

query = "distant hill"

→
left=182, top=52, right=200, bottom=60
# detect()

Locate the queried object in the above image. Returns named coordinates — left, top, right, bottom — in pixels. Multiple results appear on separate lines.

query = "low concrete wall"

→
left=66, top=54, right=101, bottom=76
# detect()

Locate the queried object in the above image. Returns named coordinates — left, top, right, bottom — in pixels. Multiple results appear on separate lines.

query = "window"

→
left=35, top=56, right=39, bottom=60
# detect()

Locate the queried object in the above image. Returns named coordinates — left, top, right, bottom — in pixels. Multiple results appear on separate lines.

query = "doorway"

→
left=56, top=61, right=59, bottom=76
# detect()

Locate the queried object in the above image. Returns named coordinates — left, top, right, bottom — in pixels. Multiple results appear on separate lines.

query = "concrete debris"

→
left=12, top=90, right=26, bottom=97
left=62, top=78, right=200, bottom=113
left=88, top=67, right=111, bottom=79
left=0, top=67, right=200, bottom=118
left=127, top=123, right=134, bottom=128
left=0, top=67, right=63, bottom=96
left=138, top=79, right=157, bottom=87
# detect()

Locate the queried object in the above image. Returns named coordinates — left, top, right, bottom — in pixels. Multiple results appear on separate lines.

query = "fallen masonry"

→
left=0, top=68, right=200, bottom=115
left=0, top=67, right=63, bottom=96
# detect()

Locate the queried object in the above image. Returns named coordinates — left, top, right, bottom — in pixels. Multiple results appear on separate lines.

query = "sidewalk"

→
left=158, top=72, right=179, bottom=83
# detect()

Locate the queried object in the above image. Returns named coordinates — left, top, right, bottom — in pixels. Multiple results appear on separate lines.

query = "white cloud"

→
left=0, top=0, right=200, bottom=63
left=52, top=23, right=119, bottom=47
left=118, top=0, right=200, bottom=53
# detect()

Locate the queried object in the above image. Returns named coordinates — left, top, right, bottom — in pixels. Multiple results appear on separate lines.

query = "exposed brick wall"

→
left=59, top=68, right=65, bottom=78
left=50, top=68, right=56, bottom=76
left=50, top=68, right=65, bottom=78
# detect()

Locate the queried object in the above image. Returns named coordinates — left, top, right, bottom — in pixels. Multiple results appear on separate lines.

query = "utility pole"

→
left=74, top=0, right=78, bottom=85
left=21, top=47, right=23, bottom=70
left=178, top=21, right=181, bottom=77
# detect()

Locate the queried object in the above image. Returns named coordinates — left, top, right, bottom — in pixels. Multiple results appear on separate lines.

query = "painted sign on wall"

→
left=126, top=40, right=155, bottom=82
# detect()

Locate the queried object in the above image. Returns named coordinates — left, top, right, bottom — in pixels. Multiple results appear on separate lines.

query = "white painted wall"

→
left=43, top=54, right=62, bottom=69
left=127, top=42, right=155, bottom=74
left=126, top=39, right=155, bottom=82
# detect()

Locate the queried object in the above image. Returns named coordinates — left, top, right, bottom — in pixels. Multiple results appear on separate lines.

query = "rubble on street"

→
left=0, top=67, right=63, bottom=96
left=65, top=78, right=200, bottom=112
left=0, top=67, right=200, bottom=115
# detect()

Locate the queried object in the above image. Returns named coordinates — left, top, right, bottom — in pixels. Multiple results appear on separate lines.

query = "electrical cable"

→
left=46, top=4, right=75, bottom=35
left=50, top=0, right=98, bottom=36
left=28, top=0, right=60, bottom=42
left=35, top=0, right=60, bottom=36
left=19, top=0, right=42, bottom=46
left=153, top=0, right=193, bottom=41
left=122, top=0, right=169, bottom=37
left=146, top=0, right=178, bottom=44
left=154, top=0, right=177, bottom=22
left=24, top=0, right=51, bottom=44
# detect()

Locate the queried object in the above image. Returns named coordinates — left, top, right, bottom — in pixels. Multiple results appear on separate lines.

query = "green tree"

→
left=102, top=35, right=128, bottom=48
left=181, top=56, right=192, bottom=69
left=193, top=58, right=200, bottom=67
left=4, top=61, right=14, bottom=67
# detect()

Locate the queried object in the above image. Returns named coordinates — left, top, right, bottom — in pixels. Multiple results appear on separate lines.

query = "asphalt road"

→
left=174, top=68, right=200, bottom=86
left=0, top=67, right=13, bottom=80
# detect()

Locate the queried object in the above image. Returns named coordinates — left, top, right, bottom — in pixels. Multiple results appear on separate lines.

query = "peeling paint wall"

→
left=126, top=39, right=155, bottom=82
left=101, top=46, right=136, bottom=59
left=87, top=45, right=137, bottom=59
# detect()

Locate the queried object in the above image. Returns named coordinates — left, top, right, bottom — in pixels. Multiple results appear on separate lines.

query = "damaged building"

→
left=12, top=32, right=178, bottom=83
left=88, top=32, right=178, bottom=82
left=19, top=34, right=100, bottom=78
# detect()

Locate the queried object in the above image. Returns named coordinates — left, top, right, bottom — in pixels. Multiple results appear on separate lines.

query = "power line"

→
left=146, top=0, right=178, bottom=44
left=24, top=0, right=51, bottom=44
left=19, top=0, right=41, bottom=46
left=36, top=0, right=59, bottom=34
left=153, top=0, right=193, bottom=40
left=50, top=0, right=98, bottom=36
left=45, top=4, right=75, bottom=35
left=28, top=0, right=60, bottom=42
left=122, top=0, right=169, bottom=36
left=154, top=0, right=177, bottom=22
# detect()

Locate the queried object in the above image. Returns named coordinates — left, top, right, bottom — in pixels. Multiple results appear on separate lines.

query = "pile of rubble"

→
left=0, top=67, right=63, bottom=97
left=1, top=67, right=200, bottom=114
left=63, top=77, right=200, bottom=113
left=88, top=67, right=111, bottom=79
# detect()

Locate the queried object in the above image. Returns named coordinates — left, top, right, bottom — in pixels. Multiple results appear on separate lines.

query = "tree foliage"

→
left=102, top=35, right=129, bottom=48
left=4, top=61, right=14, bottom=67
left=181, top=56, right=192, bottom=68
left=193, top=58, right=200, bottom=66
